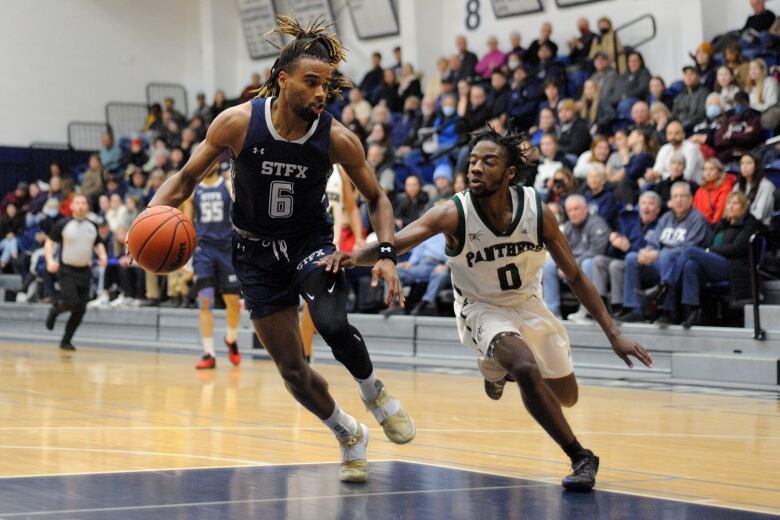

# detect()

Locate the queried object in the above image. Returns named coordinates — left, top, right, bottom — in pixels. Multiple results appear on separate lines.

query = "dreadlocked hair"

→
left=256, top=15, right=352, bottom=99
left=468, top=126, right=531, bottom=182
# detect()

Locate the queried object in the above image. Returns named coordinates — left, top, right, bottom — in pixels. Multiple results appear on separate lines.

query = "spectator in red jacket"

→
left=692, top=158, right=737, bottom=224
left=713, top=90, right=763, bottom=163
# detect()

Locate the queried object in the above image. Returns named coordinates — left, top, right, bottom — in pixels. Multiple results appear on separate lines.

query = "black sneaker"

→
left=45, top=307, right=58, bottom=331
left=641, top=283, right=669, bottom=306
left=655, top=311, right=677, bottom=328
left=484, top=377, right=508, bottom=400
left=562, top=451, right=599, bottom=491
left=59, top=341, right=76, bottom=351
left=682, top=307, right=701, bottom=329
left=615, top=309, right=644, bottom=323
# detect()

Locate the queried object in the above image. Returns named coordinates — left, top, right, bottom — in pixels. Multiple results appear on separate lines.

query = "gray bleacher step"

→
left=672, top=352, right=780, bottom=386
left=744, top=304, right=780, bottom=332
left=763, top=280, right=780, bottom=304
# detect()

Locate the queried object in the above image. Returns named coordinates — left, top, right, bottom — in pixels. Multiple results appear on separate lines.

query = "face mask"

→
left=706, top=105, right=722, bottom=118
left=508, top=60, right=520, bottom=71
left=734, top=103, right=747, bottom=115
left=46, top=209, right=58, bottom=217
left=599, top=27, right=609, bottom=35
left=442, top=106, right=456, bottom=117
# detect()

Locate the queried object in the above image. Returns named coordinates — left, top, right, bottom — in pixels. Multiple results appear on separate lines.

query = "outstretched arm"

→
left=542, top=203, right=653, bottom=368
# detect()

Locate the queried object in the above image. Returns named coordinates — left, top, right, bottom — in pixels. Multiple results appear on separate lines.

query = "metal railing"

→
left=67, top=122, right=108, bottom=152
left=146, top=83, right=188, bottom=118
left=105, top=102, right=148, bottom=139
left=615, top=14, right=657, bottom=50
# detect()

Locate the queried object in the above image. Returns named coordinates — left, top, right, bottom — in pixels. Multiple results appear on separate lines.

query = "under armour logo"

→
left=380, top=246, right=392, bottom=253
left=468, top=231, right=483, bottom=241
left=253, top=147, right=264, bottom=155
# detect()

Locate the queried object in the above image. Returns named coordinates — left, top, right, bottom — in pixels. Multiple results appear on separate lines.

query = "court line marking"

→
left=0, top=482, right=554, bottom=517
left=0, top=460, right=396, bottom=481
left=0, top=445, right=266, bottom=466
left=395, top=459, right=780, bottom=516
left=0, top=426, right=777, bottom=440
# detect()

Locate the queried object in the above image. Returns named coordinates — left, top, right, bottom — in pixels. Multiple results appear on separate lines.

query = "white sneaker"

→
left=88, top=293, right=110, bottom=308
left=337, top=423, right=369, bottom=482
left=109, top=295, right=126, bottom=308
left=362, top=383, right=416, bottom=444
left=567, top=308, right=592, bottom=323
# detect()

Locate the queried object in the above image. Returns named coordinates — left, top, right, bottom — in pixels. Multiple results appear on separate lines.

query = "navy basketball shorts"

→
left=193, top=241, right=240, bottom=293
left=232, top=231, right=335, bottom=319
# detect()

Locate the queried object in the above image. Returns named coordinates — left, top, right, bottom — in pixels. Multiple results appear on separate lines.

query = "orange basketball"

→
left=127, top=206, right=196, bottom=274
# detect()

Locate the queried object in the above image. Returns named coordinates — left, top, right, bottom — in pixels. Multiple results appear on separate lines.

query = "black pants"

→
left=53, top=264, right=91, bottom=344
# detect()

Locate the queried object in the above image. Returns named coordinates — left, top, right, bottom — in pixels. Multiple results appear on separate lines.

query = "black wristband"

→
left=377, top=242, right=397, bottom=264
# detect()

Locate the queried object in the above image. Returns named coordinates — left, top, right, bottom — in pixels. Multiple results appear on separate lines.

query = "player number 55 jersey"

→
left=447, top=185, right=546, bottom=307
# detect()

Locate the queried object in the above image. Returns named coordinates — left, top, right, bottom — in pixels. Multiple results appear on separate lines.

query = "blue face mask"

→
left=734, top=103, right=747, bottom=115
left=46, top=209, right=58, bottom=217
left=706, top=105, right=722, bottom=118
left=442, top=105, right=456, bottom=117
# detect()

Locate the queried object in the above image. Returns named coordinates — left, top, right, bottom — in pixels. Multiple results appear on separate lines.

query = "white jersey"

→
left=447, top=185, right=546, bottom=307
left=325, top=165, right=344, bottom=247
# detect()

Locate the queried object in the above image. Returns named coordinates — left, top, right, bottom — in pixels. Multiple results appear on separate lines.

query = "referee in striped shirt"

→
left=44, top=194, right=107, bottom=350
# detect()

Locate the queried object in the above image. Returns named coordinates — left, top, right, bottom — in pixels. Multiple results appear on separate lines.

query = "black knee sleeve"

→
left=301, top=268, right=373, bottom=379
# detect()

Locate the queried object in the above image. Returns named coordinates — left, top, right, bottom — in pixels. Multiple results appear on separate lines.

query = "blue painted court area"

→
left=0, top=461, right=775, bottom=519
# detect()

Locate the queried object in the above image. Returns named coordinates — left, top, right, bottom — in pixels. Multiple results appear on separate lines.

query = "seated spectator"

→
left=610, top=51, right=652, bottom=119
left=394, top=175, right=429, bottom=229
left=590, top=52, right=618, bottom=105
left=392, top=96, right=421, bottom=150
left=58, top=178, right=75, bottom=218
left=163, top=97, right=186, bottom=127
left=395, top=233, right=448, bottom=316
left=691, top=42, right=717, bottom=92
left=425, top=57, right=449, bottom=99
left=179, top=128, right=197, bottom=161
left=475, top=35, right=506, bottom=80
left=26, top=183, right=47, bottom=217
left=1, top=182, right=30, bottom=216
left=371, top=68, right=402, bottom=112
left=649, top=76, right=674, bottom=110
left=456, top=84, right=492, bottom=142
left=715, top=66, right=741, bottom=111
left=239, top=73, right=262, bottom=103
left=427, top=94, right=460, bottom=151
left=542, top=195, right=610, bottom=317
left=557, top=99, right=592, bottom=158
left=444, top=54, right=467, bottom=85
left=613, top=128, right=656, bottom=204
left=649, top=120, right=705, bottom=184
left=539, top=79, right=562, bottom=114
left=630, top=101, right=655, bottom=136
left=398, top=64, right=423, bottom=106
left=488, top=70, right=511, bottom=122
left=109, top=225, right=147, bottom=307
left=672, top=66, right=708, bottom=134
left=105, top=193, right=129, bottom=233
left=742, top=0, right=776, bottom=34
left=80, top=154, right=105, bottom=210
left=508, top=30, right=525, bottom=60
left=677, top=192, right=763, bottom=328
left=427, top=164, right=455, bottom=205
left=649, top=152, right=699, bottom=209
left=0, top=203, right=24, bottom=271
left=168, top=147, right=184, bottom=173
left=577, top=79, right=614, bottom=135
left=530, top=42, right=566, bottom=89
left=723, top=42, right=750, bottom=91
left=529, top=107, right=557, bottom=146
left=650, top=101, right=672, bottom=144
left=455, top=35, right=479, bottom=81
left=348, top=88, right=372, bottom=129
left=126, top=168, right=148, bottom=207
left=575, top=136, right=612, bottom=180
left=692, top=158, right=737, bottom=224
left=618, top=182, right=708, bottom=324
left=192, top=92, right=210, bottom=122
left=99, top=132, right=121, bottom=172
left=583, top=164, right=620, bottom=227
left=359, top=52, right=384, bottom=98
left=526, top=22, right=558, bottom=67
left=567, top=17, right=595, bottom=70
left=508, top=66, right=541, bottom=132
left=589, top=17, right=626, bottom=74
left=713, top=90, right=763, bottom=162
left=124, top=137, right=148, bottom=168
left=733, top=152, right=776, bottom=223
left=367, top=144, right=396, bottom=198
left=534, top=132, right=566, bottom=190
left=606, top=129, right=630, bottom=180
left=208, top=90, right=230, bottom=124
left=340, top=105, right=368, bottom=145
left=366, top=122, right=392, bottom=151
left=542, top=167, right=579, bottom=220
left=592, top=191, right=662, bottom=314
left=689, top=92, right=724, bottom=151
left=746, top=58, right=779, bottom=112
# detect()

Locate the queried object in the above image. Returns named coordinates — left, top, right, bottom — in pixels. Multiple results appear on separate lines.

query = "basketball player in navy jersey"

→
left=192, top=160, right=242, bottom=369
left=148, top=16, right=413, bottom=482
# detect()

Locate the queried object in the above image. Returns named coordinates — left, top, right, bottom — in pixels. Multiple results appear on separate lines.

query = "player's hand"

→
left=373, top=258, right=405, bottom=309
left=610, top=334, right=653, bottom=368
left=124, top=241, right=136, bottom=267
left=319, top=251, right=356, bottom=272
left=46, top=260, right=59, bottom=274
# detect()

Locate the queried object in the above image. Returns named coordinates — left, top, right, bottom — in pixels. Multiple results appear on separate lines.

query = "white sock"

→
left=202, top=337, right=215, bottom=357
left=356, top=372, right=382, bottom=402
left=226, top=326, right=238, bottom=343
left=323, top=405, right=357, bottom=438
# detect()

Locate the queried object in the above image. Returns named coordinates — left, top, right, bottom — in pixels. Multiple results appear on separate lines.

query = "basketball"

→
left=127, top=206, right=196, bottom=274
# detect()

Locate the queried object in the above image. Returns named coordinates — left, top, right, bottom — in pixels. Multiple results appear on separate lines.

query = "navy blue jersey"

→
left=193, top=176, right=232, bottom=244
left=231, top=97, right=334, bottom=240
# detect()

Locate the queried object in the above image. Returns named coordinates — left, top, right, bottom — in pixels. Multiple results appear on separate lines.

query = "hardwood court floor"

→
left=0, top=341, right=777, bottom=515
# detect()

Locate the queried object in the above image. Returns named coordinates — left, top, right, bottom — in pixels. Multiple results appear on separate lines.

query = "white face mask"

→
left=442, top=105, right=456, bottom=117
left=508, top=60, right=520, bottom=71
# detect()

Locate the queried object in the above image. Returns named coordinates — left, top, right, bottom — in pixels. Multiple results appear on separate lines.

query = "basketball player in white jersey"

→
left=321, top=128, right=653, bottom=491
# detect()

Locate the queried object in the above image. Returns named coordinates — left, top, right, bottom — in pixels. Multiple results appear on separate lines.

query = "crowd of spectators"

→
left=1, top=1, right=779, bottom=327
